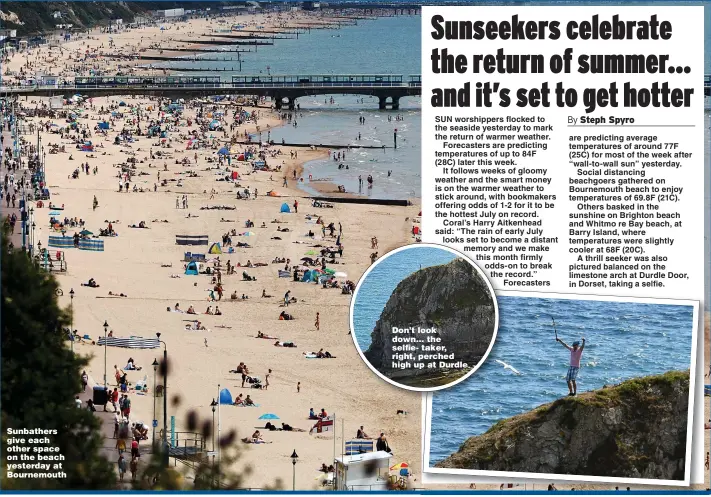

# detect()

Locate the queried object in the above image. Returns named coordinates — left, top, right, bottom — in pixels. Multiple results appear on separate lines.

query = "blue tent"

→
left=185, top=261, right=200, bottom=275
left=219, top=388, right=233, bottom=405
left=98, top=121, right=110, bottom=130
left=218, top=147, right=230, bottom=156
left=280, top=203, right=291, bottom=213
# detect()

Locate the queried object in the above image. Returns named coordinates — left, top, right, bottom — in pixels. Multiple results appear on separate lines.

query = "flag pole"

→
left=333, top=413, right=337, bottom=467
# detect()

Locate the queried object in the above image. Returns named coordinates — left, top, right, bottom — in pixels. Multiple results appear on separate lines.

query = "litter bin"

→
left=92, top=385, right=108, bottom=406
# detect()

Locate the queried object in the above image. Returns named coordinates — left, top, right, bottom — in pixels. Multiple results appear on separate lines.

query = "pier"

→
left=1, top=74, right=421, bottom=110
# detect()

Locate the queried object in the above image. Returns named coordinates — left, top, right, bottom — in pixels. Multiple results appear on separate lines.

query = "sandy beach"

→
left=1, top=11, right=425, bottom=489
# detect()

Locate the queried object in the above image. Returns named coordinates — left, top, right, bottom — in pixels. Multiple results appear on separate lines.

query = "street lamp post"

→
left=69, top=288, right=74, bottom=352
left=152, top=358, right=159, bottom=447
left=103, top=320, right=108, bottom=387
left=210, top=398, right=217, bottom=451
left=156, top=332, right=168, bottom=468
left=291, top=450, right=299, bottom=490
left=30, top=221, right=35, bottom=257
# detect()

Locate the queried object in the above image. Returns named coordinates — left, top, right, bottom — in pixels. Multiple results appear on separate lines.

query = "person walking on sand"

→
left=265, top=369, right=271, bottom=390
left=556, top=336, right=585, bottom=396
left=117, top=454, right=127, bottom=481
left=315, top=312, right=320, bottom=331
left=130, top=456, right=138, bottom=481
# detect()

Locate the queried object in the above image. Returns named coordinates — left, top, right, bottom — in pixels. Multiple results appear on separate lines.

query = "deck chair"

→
left=135, top=375, right=148, bottom=391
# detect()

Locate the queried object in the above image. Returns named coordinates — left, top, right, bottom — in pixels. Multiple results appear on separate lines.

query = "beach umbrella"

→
left=79, top=229, right=93, bottom=236
left=258, top=413, right=280, bottom=420
left=218, top=147, right=230, bottom=156
left=390, top=462, right=409, bottom=471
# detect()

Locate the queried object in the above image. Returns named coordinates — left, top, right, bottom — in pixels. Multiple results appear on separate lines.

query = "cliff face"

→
left=0, top=2, right=226, bottom=36
left=435, top=371, right=690, bottom=481
left=363, top=258, right=495, bottom=385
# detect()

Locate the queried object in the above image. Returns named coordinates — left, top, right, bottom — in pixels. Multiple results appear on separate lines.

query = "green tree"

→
left=130, top=396, right=283, bottom=490
left=1, top=223, right=117, bottom=489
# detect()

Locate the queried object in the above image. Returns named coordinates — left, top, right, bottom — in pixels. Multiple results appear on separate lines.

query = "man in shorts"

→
left=556, top=337, right=585, bottom=396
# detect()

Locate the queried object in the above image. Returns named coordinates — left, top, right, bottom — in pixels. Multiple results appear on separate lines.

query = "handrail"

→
left=0, top=82, right=422, bottom=92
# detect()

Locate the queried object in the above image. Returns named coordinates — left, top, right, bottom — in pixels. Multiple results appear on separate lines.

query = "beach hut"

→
left=184, top=261, right=201, bottom=275
left=219, top=388, right=233, bottom=405
left=334, top=451, right=392, bottom=491
left=208, top=242, right=222, bottom=254
left=280, top=203, right=291, bottom=213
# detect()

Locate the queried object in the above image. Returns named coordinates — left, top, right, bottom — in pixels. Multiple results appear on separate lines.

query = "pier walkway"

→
left=0, top=74, right=422, bottom=110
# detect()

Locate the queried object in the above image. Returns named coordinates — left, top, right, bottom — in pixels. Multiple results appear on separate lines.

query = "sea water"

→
left=352, top=247, right=457, bottom=352
left=428, top=296, right=694, bottom=464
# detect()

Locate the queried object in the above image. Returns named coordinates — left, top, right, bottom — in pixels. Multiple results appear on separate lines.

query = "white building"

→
left=334, top=451, right=392, bottom=491
left=153, top=8, right=185, bottom=18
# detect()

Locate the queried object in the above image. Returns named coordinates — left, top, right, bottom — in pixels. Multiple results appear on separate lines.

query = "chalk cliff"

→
left=435, top=371, right=689, bottom=481
left=363, top=258, right=496, bottom=386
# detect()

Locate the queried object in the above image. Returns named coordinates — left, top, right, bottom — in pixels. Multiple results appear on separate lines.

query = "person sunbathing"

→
left=279, top=311, right=294, bottom=321
left=308, top=408, right=318, bottom=420
left=242, top=271, right=256, bottom=281
left=262, top=289, right=273, bottom=298
left=231, top=291, right=238, bottom=300
left=244, top=395, right=255, bottom=406
left=215, top=306, right=222, bottom=315
left=205, top=306, right=213, bottom=315
left=257, top=332, right=278, bottom=339
left=232, top=394, right=244, bottom=406
left=186, top=306, right=196, bottom=314
left=82, top=278, right=100, bottom=288
left=281, top=423, right=304, bottom=432
left=265, top=421, right=278, bottom=431
left=251, top=430, right=263, bottom=441
left=274, top=340, right=296, bottom=347
left=174, top=303, right=183, bottom=313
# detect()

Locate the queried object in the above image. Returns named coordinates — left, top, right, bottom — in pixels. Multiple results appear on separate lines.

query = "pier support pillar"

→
left=378, top=96, right=387, bottom=110
left=274, top=96, right=283, bottom=110
left=287, top=97, right=295, bottom=111
left=391, top=96, right=400, bottom=111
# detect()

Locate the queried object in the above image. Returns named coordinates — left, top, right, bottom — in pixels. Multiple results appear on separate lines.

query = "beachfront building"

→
left=334, top=451, right=392, bottom=491
left=152, top=8, right=185, bottom=19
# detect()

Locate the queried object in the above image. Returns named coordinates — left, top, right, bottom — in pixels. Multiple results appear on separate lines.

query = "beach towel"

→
left=235, top=403, right=260, bottom=408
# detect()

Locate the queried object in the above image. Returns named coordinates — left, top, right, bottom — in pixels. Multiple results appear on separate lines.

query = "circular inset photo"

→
left=350, top=244, right=499, bottom=392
